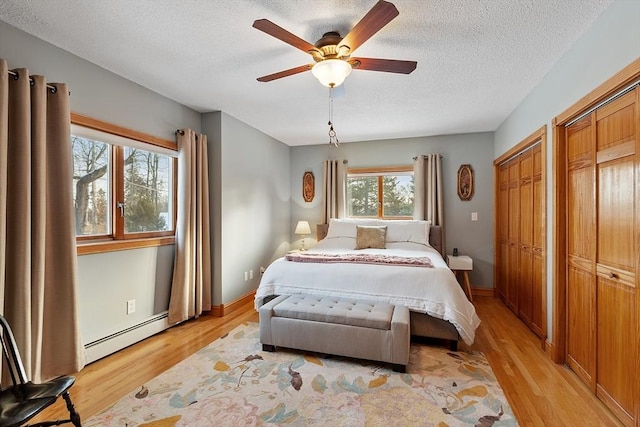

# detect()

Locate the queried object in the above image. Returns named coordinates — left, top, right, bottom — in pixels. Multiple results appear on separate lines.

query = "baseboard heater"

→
left=84, top=312, right=170, bottom=364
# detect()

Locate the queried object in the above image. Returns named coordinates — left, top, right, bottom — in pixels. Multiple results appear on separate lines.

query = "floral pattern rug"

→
left=86, top=322, right=517, bottom=426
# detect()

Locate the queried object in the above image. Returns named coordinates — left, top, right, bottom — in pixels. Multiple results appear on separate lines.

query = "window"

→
left=346, top=166, right=414, bottom=219
left=71, top=114, right=177, bottom=253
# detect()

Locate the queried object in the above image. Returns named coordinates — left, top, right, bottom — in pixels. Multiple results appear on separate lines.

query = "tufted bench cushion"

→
left=273, top=295, right=394, bottom=330
left=259, top=294, right=410, bottom=372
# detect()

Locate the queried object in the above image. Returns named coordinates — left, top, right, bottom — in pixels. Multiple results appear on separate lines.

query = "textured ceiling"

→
left=0, top=0, right=613, bottom=146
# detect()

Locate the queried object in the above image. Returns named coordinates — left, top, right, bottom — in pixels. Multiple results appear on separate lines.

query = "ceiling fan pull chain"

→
left=328, top=86, right=339, bottom=147
left=328, top=121, right=339, bottom=147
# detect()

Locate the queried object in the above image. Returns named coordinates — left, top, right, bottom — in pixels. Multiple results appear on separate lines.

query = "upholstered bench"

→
left=259, top=294, right=410, bottom=372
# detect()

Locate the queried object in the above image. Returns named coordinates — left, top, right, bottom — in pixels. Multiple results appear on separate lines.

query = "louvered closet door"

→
left=518, top=150, right=534, bottom=326
left=594, top=89, right=637, bottom=426
left=566, top=114, right=597, bottom=390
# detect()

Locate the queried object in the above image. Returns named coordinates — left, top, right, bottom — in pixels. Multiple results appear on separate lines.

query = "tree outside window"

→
left=72, top=136, right=110, bottom=236
left=72, top=125, right=175, bottom=242
left=123, top=147, right=171, bottom=233
left=347, top=167, right=414, bottom=219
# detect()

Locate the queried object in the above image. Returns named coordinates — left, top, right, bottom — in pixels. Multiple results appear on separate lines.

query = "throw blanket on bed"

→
left=286, top=252, right=434, bottom=268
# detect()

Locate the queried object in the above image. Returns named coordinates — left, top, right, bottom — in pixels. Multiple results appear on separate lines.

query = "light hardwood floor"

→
left=35, top=296, right=623, bottom=426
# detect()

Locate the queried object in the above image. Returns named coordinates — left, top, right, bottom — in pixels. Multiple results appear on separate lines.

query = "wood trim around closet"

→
left=554, top=58, right=640, bottom=125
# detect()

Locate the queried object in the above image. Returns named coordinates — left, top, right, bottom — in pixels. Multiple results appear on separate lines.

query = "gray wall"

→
left=291, top=133, right=495, bottom=288
left=203, top=112, right=291, bottom=305
left=78, top=246, right=174, bottom=343
left=493, top=0, right=640, bottom=339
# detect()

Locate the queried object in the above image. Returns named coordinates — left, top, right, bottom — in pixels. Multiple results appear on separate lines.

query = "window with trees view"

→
left=346, top=167, right=414, bottom=219
left=71, top=119, right=176, bottom=244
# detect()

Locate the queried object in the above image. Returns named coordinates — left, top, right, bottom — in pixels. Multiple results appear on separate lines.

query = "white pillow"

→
left=325, top=218, right=358, bottom=239
left=385, top=220, right=431, bottom=246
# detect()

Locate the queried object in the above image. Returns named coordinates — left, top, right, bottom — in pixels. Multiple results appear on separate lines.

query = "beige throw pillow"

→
left=355, top=225, right=387, bottom=249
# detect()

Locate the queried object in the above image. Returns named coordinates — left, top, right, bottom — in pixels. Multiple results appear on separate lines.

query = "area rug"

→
left=86, top=322, right=517, bottom=426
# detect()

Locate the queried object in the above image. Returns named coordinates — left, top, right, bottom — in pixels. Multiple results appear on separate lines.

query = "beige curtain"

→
left=321, top=159, right=347, bottom=223
left=414, top=153, right=444, bottom=226
left=168, top=129, right=211, bottom=324
left=0, top=60, right=85, bottom=382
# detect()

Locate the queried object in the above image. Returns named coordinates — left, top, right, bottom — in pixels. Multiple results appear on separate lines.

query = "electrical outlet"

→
left=249, top=270, right=254, bottom=279
left=260, top=266, right=266, bottom=276
left=126, top=299, right=136, bottom=315
left=471, top=212, right=478, bottom=221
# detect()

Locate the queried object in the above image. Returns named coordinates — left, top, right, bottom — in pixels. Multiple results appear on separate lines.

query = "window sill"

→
left=77, top=236, right=175, bottom=255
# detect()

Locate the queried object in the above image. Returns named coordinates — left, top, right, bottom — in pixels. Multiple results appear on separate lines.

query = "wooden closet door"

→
left=594, top=89, right=637, bottom=426
left=497, top=163, right=510, bottom=302
left=507, top=158, right=520, bottom=313
left=494, top=130, right=546, bottom=343
left=566, top=114, right=597, bottom=390
left=531, top=144, right=545, bottom=338
left=518, top=151, right=533, bottom=326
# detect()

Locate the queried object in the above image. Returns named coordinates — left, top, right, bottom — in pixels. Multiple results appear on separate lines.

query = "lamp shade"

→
left=311, top=59, right=352, bottom=87
left=294, top=220, right=311, bottom=235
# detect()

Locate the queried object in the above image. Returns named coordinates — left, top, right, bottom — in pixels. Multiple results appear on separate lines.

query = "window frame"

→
left=346, top=165, right=414, bottom=220
left=72, top=113, right=178, bottom=254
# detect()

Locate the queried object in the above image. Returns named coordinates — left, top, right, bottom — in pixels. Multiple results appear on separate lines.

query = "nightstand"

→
left=447, top=255, right=473, bottom=302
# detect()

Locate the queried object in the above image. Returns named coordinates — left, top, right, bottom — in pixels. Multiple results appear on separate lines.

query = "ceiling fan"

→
left=253, top=0, right=417, bottom=88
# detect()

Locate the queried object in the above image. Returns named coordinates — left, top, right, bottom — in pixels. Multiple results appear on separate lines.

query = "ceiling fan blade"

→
left=337, top=0, right=399, bottom=55
left=350, top=57, right=417, bottom=74
left=256, top=64, right=313, bottom=82
left=253, top=19, right=320, bottom=55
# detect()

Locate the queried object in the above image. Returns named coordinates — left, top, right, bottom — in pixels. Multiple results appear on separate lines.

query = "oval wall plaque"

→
left=457, top=164, right=474, bottom=201
left=303, top=171, right=315, bottom=202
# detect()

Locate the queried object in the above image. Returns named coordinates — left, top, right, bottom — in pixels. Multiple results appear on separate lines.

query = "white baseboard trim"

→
left=84, top=313, right=170, bottom=364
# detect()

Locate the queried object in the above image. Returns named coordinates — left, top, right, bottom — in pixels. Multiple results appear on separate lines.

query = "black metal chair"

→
left=0, top=314, right=81, bottom=427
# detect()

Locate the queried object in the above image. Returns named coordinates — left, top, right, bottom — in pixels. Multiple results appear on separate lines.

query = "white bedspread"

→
left=255, top=238, right=481, bottom=345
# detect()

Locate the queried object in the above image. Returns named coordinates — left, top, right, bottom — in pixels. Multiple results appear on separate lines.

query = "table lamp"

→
left=294, top=220, right=311, bottom=251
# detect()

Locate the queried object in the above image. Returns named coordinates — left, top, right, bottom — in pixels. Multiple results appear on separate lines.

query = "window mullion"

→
left=114, top=146, right=125, bottom=240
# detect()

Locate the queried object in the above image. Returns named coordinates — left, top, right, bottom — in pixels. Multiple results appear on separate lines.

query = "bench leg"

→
left=449, top=340, right=458, bottom=352
left=262, top=344, right=275, bottom=352
left=392, top=364, right=406, bottom=373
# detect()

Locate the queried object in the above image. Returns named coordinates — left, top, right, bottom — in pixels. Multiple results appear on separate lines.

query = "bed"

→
left=255, top=219, right=481, bottom=349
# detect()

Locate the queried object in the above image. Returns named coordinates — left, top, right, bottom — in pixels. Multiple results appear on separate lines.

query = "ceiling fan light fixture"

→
left=312, top=59, right=352, bottom=88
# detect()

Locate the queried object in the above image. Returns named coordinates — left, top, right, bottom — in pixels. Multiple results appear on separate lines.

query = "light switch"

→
left=471, top=212, right=478, bottom=221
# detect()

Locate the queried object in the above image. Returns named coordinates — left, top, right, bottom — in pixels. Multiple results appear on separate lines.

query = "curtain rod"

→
left=7, top=69, right=59, bottom=93
left=413, top=154, right=443, bottom=160
left=175, top=129, right=198, bottom=140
